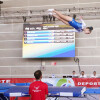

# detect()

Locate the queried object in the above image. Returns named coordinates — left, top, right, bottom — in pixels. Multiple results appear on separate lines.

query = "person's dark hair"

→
left=86, top=26, right=93, bottom=32
left=81, top=71, right=84, bottom=73
left=34, top=70, right=42, bottom=80
left=73, top=71, right=75, bottom=73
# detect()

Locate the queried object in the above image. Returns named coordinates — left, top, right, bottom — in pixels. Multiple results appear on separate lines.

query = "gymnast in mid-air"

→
left=48, top=9, right=93, bottom=34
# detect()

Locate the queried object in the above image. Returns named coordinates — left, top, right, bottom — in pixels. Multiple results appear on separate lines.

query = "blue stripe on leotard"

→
left=68, top=18, right=83, bottom=32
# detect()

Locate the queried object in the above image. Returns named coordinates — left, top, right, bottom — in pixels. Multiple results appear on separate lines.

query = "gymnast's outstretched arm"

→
left=79, top=16, right=86, bottom=29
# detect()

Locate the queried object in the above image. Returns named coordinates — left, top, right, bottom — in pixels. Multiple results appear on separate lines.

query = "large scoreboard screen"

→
left=23, top=24, right=75, bottom=58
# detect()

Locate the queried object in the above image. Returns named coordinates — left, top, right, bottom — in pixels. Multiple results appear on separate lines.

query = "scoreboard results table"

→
left=24, top=30, right=74, bottom=44
left=23, top=24, right=75, bottom=58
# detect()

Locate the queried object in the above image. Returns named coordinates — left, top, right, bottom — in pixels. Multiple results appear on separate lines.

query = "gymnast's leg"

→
left=53, top=14, right=69, bottom=25
left=53, top=10, right=72, bottom=22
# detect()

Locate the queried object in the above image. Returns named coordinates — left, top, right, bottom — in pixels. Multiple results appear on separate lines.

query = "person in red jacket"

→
left=29, top=70, right=48, bottom=100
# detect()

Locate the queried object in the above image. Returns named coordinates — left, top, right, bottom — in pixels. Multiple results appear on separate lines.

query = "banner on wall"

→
left=1, top=78, right=100, bottom=100
left=1, top=78, right=100, bottom=87
left=42, top=78, right=75, bottom=87
left=42, top=78, right=100, bottom=87
left=0, top=78, right=35, bottom=83
left=73, top=78, right=100, bottom=87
